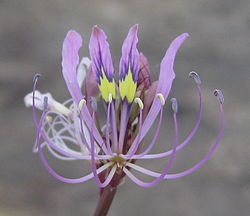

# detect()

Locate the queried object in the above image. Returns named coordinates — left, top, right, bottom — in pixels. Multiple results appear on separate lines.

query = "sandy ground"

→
left=0, top=0, right=250, bottom=215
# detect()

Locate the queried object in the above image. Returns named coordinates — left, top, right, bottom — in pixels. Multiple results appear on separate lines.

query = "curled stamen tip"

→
left=214, top=89, right=224, bottom=104
left=43, top=96, right=48, bottom=110
left=170, top=98, right=178, bottom=113
left=78, top=99, right=86, bottom=111
left=156, top=93, right=165, bottom=106
left=189, top=71, right=201, bottom=85
left=33, top=73, right=42, bottom=82
left=91, top=97, right=98, bottom=112
left=108, top=93, right=113, bottom=103
left=134, top=97, right=144, bottom=109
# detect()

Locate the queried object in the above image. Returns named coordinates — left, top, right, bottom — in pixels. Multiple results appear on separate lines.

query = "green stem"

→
left=92, top=185, right=117, bottom=216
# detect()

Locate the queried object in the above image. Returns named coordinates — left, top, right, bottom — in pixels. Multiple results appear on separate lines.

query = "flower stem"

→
left=93, top=185, right=117, bottom=216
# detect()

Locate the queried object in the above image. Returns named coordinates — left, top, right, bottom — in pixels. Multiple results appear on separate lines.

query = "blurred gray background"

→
left=0, top=0, right=250, bottom=215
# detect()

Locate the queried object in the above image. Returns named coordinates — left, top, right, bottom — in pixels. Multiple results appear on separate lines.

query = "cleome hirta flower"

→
left=24, top=24, right=224, bottom=188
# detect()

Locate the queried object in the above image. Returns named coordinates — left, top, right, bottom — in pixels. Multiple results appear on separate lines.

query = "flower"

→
left=25, top=25, right=224, bottom=188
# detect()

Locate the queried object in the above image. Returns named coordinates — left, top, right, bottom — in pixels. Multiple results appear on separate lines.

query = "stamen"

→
left=78, top=99, right=86, bottom=111
left=32, top=74, right=43, bottom=127
left=90, top=97, right=97, bottom=112
left=39, top=116, right=97, bottom=160
left=137, top=80, right=203, bottom=160
left=105, top=101, right=113, bottom=155
left=214, top=89, right=224, bottom=104
left=156, top=93, right=165, bottom=106
left=79, top=111, right=91, bottom=152
left=126, top=105, right=164, bottom=159
left=69, top=103, right=74, bottom=111
left=134, top=97, right=144, bottom=109
left=111, top=102, right=118, bottom=152
left=90, top=113, right=116, bottom=187
left=125, top=108, right=143, bottom=157
left=170, top=98, right=178, bottom=113
left=33, top=73, right=42, bottom=83
left=35, top=108, right=113, bottom=183
left=38, top=121, right=113, bottom=183
left=118, top=102, right=130, bottom=153
left=189, top=71, right=201, bottom=85
left=108, top=93, right=113, bottom=103
left=31, top=74, right=108, bottom=159
left=123, top=107, right=178, bottom=187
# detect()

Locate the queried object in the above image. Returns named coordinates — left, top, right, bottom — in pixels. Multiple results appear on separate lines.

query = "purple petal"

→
left=62, top=30, right=107, bottom=152
left=157, top=33, right=189, bottom=96
left=119, top=24, right=139, bottom=81
left=62, top=30, right=83, bottom=103
left=136, top=33, right=189, bottom=143
left=89, top=26, right=114, bottom=83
